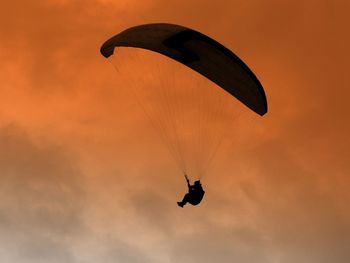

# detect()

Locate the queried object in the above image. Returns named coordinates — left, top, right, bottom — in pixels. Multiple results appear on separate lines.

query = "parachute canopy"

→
left=100, top=23, right=267, bottom=115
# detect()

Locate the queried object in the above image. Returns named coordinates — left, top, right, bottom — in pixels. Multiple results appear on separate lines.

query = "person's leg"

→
left=177, top=193, right=190, bottom=207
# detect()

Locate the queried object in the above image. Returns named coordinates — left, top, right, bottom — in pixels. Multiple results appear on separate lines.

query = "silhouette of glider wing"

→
left=100, top=23, right=267, bottom=115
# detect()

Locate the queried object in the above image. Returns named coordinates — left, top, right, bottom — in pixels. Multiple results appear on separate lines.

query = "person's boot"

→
left=177, top=202, right=184, bottom=208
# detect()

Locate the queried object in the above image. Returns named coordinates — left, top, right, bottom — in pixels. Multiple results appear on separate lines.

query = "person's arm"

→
left=185, top=174, right=191, bottom=188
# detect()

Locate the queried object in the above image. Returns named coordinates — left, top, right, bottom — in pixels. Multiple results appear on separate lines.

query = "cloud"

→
left=0, top=125, right=85, bottom=262
left=227, top=139, right=350, bottom=263
left=168, top=224, right=269, bottom=263
left=97, top=237, right=151, bottom=263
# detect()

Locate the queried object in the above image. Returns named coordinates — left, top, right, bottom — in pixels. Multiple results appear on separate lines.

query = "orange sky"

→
left=1, top=0, right=350, bottom=262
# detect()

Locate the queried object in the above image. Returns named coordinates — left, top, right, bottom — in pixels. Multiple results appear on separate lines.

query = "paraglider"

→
left=177, top=174, right=205, bottom=207
left=100, top=23, right=267, bottom=207
left=100, top=23, right=267, bottom=115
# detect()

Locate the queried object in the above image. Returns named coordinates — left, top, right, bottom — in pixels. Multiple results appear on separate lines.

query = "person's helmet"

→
left=194, top=180, right=201, bottom=185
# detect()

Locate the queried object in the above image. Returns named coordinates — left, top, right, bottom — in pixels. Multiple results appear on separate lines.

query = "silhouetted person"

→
left=177, top=175, right=205, bottom=208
